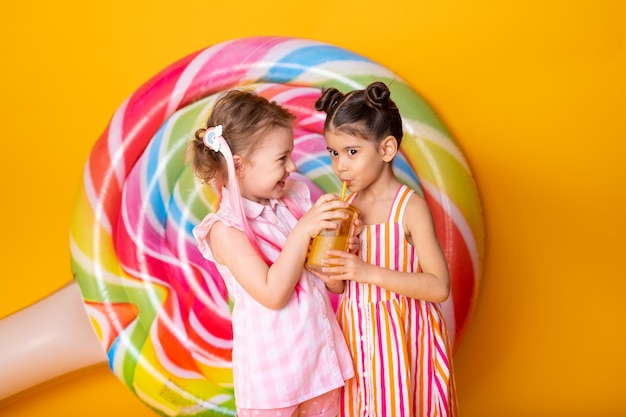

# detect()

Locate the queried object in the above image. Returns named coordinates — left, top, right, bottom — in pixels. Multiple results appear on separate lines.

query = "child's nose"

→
left=336, top=156, right=348, bottom=171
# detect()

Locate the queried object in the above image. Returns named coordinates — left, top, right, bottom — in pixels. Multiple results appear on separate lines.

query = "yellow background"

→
left=1, top=1, right=625, bottom=416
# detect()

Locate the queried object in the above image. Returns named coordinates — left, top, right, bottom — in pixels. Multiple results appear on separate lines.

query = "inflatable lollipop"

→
left=67, top=36, right=484, bottom=416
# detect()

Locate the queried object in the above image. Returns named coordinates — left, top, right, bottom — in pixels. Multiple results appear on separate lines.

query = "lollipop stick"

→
left=0, top=281, right=107, bottom=400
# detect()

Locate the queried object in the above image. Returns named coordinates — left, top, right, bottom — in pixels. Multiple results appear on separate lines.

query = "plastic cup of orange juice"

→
left=306, top=204, right=360, bottom=272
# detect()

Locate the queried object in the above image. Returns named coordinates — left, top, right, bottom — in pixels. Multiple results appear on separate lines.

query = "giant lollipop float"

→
left=1, top=37, right=484, bottom=416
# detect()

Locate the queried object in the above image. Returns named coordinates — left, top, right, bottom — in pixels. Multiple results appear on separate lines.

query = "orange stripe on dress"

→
left=368, top=302, right=379, bottom=414
left=364, top=227, right=373, bottom=303
left=388, top=303, right=402, bottom=417
left=382, top=224, right=392, bottom=300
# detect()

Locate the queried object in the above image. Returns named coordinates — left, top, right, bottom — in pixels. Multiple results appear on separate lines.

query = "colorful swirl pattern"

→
left=70, top=36, right=484, bottom=416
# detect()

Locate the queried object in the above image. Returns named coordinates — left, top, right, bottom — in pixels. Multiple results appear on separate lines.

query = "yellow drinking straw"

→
left=340, top=181, right=347, bottom=201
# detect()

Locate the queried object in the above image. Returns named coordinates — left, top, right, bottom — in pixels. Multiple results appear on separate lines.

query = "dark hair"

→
left=190, top=89, right=295, bottom=185
left=314, top=81, right=403, bottom=146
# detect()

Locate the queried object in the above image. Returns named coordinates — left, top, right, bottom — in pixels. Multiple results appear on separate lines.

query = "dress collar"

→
left=222, top=187, right=284, bottom=219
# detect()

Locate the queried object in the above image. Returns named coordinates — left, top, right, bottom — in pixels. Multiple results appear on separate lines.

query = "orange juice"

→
left=306, top=235, right=350, bottom=272
left=306, top=204, right=359, bottom=272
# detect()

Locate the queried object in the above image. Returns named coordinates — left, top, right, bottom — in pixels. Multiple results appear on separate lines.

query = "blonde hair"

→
left=190, top=89, right=295, bottom=186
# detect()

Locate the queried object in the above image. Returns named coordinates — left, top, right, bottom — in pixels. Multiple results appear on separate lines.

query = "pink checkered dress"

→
left=194, top=180, right=354, bottom=409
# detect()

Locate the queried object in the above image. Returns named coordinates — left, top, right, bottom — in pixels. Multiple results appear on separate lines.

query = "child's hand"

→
left=316, top=249, right=370, bottom=283
left=348, top=217, right=363, bottom=253
left=306, top=267, right=345, bottom=294
left=297, top=193, right=349, bottom=239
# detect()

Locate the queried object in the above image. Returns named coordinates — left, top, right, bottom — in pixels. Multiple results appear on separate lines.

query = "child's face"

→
left=325, top=130, right=383, bottom=193
left=238, top=126, right=296, bottom=204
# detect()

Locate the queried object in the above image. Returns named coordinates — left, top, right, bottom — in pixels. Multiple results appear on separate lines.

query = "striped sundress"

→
left=338, top=185, right=458, bottom=417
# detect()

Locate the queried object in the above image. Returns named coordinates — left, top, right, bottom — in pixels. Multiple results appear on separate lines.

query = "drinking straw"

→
left=340, top=181, right=347, bottom=202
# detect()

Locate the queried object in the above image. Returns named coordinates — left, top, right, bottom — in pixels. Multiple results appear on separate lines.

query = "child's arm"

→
left=321, top=194, right=450, bottom=303
left=308, top=269, right=346, bottom=294
left=210, top=195, right=350, bottom=309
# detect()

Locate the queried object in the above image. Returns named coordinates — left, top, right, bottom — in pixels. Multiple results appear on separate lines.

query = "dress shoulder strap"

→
left=389, top=184, right=415, bottom=224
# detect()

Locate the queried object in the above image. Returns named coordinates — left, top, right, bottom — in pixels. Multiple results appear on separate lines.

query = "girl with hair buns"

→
left=190, top=89, right=354, bottom=416
left=313, top=81, right=458, bottom=416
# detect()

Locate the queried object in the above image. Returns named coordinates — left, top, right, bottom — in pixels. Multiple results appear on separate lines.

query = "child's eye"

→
left=279, top=152, right=293, bottom=162
left=328, top=149, right=338, bottom=157
left=348, top=149, right=357, bottom=156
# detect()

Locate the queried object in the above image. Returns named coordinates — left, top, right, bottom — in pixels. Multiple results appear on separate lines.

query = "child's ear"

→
left=233, top=155, right=244, bottom=176
left=380, top=135, right=398, bottom=162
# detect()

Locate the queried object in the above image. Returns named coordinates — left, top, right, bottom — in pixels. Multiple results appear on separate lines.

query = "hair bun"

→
left=315, top=87, right=344, bottom=113
left=365, top=81, right=391, bottom=108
